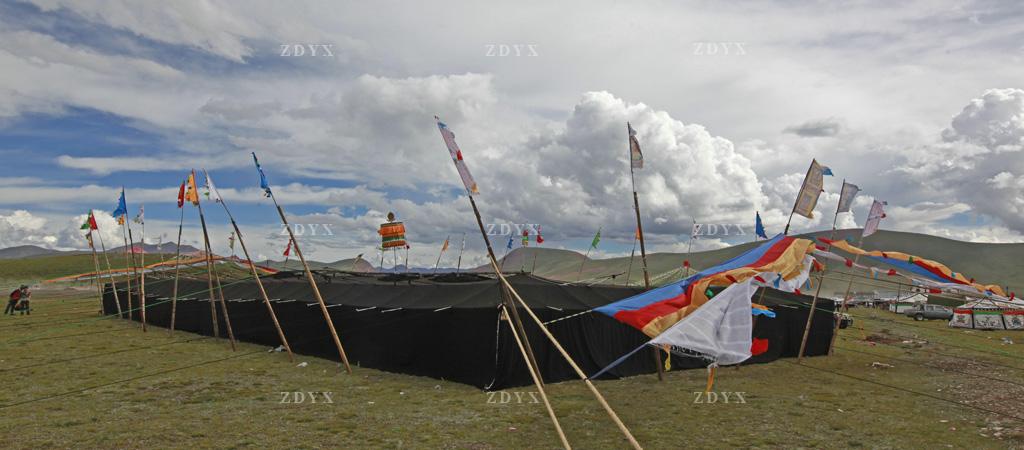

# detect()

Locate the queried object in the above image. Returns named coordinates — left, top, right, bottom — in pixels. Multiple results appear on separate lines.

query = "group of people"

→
left=5, top=285, right=31, bottom=315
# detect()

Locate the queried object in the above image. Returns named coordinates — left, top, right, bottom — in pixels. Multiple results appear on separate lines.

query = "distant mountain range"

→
left=0, top=243, right=202, bottom=260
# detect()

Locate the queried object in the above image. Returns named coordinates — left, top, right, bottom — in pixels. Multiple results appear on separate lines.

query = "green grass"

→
left=1, top=289, right=1022, bottom=449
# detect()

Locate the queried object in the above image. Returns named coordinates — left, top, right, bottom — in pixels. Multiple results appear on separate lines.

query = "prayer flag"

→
left=177, top=179, right=186, bottom=208
left=792, top=159, right=828, bottom=219
left=755, top=212, right=768, bottom=239
left=184, top=171, right=200, bottom=206
left=252, top=152, right=272, bottom=198
left=435, top=116, right=480, bottom=195
left=113, top=189, right=127, bottom=224
left=837, top=181, right=860, bottom=213
left=628, top=122, right=643, bottom=170
left=590, top=228, right=601, bottom=249
left=862, top=200, right=887, bottom=237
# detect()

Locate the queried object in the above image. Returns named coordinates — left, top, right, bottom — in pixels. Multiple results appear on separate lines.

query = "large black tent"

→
left=104, top=271, right=833, bottom=389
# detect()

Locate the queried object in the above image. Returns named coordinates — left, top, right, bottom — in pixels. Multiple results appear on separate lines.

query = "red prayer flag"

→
left=283, top=240, right=292, bottom=257
left=177, top=179, right=186, bottom=208
left=683, top=260, right=690, bottom=268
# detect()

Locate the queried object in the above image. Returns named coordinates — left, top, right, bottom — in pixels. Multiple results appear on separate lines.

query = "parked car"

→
left=904, top=304, right=953, bottom=321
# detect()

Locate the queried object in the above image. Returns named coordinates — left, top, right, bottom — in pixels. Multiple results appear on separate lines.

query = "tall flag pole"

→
left=436, top=115, right=566, bottom=446
left=530, top=226, right=543, bottom=274
left=169, top=178, right=187, bottom=335
left=784, top=159, right=832, bottom=235
left=435, top=115, right=642, bottom=449
left=133, top=204, right=147, bottom=331
left=81, top=212, right=103, bottom=311
left=124, top=192, right=143, bottom=328
left=684, top=219, right=698, bottom=277
left=253, top=152, right=352, bottom=373
left=627, top=122, right=667, bottom=381
left=113, top=188, right=135, bottom=320
left=456, top=232, right=466, bottom=273
left=90, top=211, right=122, bottom=317
left=627, top=123, right=652, bottom=288
left=204, top=169, right=294, bottom=361
left=577, top=227, right=600, bottom=282
left=184, top=171, right=220, bottom=338
left=826, top=199, right=886, bottom=355
left=199, top=173, right=238, bottom=351
left=433, top=235, right=450, bottom=274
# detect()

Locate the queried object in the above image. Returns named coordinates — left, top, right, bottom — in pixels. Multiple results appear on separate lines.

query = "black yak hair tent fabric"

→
left=104, top=271, right=833, bottom=389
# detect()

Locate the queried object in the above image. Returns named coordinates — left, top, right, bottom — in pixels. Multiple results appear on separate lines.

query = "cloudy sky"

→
left=1, top=0, right=1022, bottom=266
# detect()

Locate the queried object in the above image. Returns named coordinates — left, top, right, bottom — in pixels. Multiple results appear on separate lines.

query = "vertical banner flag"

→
left=522, top=229, right=529, bottom=247
left=203, top=170, right=223, bottom=203
left=591, top=228, right=602, bottom=249
left=506, top=232, right=514, bottom=250
left=793, top=159, right=830, bottom=219
left=252, top=152, right=272, bottom=198
left=691, top=221, right=701, bottom=240
left=862, top=200, right=888, bottom=237
left=177, top=178, right=186, bottom=208
left=628, top=122, right=643, bottom=169
left=435, top=116, right=480, bottom=195
left=441, top=237, right=450, bottom=252
left=133, top=205, right=144, bottom=224
left=184, top=171, right=200, bottom=206
left=113, top=189, right=128, bottom=225
left=283, top=240, right=292, bottom=257
left=837, top=181, right=861, bottom=213
left=755, top=212, right=768, bottom=239
left=228, top=231, right=235, bottom=252
left=536, top=226, right=544, bottom=244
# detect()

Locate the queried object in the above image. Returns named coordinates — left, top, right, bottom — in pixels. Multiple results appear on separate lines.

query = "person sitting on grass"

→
left=14, top=285, right=30, bottom=315
left=5, top=286, right=21, bottom=315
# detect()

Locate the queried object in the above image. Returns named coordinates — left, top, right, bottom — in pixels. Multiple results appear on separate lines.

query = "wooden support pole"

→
left=273, top=199, right=352, bottom=373
left=95, top=228, right=122, bottom=317
left=631, top=165, right=663, bottom=382
left=797, top=271, right=827, bottom=363
left=495, top=269, right=642, bottom=450
left=87, top=234, right=103, bottom=312
left=209, top=251, right=237, bottom=351
left=502, top=304, right=572, bottom=449
left=134, top=218, right=146, bottom=332
left=120, top=221, right=134, bottom=319
left=229, top=218, right=293, bottom=360
left=169, top=205, right=185, bottom=335
left=467, top=195, right=544, bottom=387
left=195, top=199, right=220, bottom=338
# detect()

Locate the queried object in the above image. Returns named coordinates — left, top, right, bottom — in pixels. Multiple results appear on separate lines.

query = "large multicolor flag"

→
left=184, top=171, right=200, bottom=206
left=862, top=199, right=887, bottom=237
left=628, top=122, right=643, bottom=170
left=113, top=189, right=128, bottom=225
left=755, top=212, right=768, bottom=239
left=252, top=152, right=272, bottom=198
left=596, top=234, right=816, bottom=337
left=819, top=237, right=1005, bottom=297
left=837, top=181, right=860, bottom=213
left=792, top=159, right=829, bottom=219
left=435, top=116, right=480, bottom=195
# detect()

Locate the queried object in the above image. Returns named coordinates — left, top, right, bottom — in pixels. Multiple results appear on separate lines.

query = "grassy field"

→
left=0, top=287, right=1022, bottom=449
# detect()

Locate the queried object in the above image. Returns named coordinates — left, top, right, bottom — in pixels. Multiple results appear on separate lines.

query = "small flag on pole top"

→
left=755, top=212, right=768, bottom=239
left=536, top=226, right=544, bottom=244
left=590, top=228, right=602, bottom=249
left=837, top=181, right=861, bottom=213
left=521, top=229, right=529, bottom=247
left=435, top=116, right=480, bottom=195
left=691, top=222, right=701, bottom=240
left=228, top=231, right=235, bottom=252
left=862, top=199, right=888, bottom=237
left=506, top=232, right=514, bottom=250
left=628, top=122, right=643, bottom=170
left=203, top=170, right=223, bottom=203
left=441, top=237, right=450, bottom=252
left=81, top=211, right=98, bottom=230
left=283, top=240, right=292, bottom=257
left=113, top=189, right=128, bottom=225
left=177, top=179, right=186, bottom=208
left=133, top=205, right=144, bottom=225
left=184, top=172, right=200, bottom=206
left=252, top=153, right=272, bottom=198
left=792, top=159, right=829, bottom=219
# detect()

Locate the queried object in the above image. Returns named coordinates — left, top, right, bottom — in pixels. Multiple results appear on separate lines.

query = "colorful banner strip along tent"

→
left=595, top=234, right=817, bottom=337
left=819, top=238, right=1007, bottom=297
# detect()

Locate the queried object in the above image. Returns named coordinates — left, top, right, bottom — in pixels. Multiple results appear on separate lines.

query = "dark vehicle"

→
left=904, top=304, right=953, bottom=321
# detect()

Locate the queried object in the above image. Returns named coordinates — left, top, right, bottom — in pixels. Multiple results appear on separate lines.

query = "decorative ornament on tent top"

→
left=379, top=212, right=407, bottom=249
